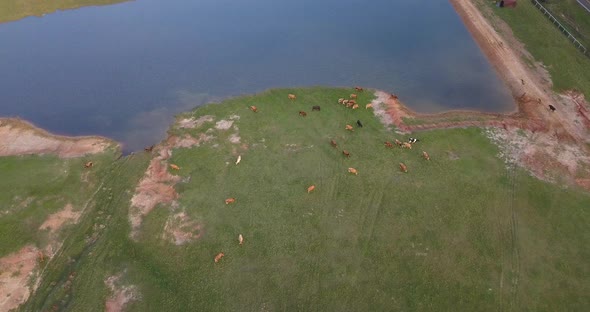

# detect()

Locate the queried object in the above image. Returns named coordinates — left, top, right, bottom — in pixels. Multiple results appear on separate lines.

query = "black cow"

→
left=548, top=104, right=556, bottom=112
left=356, top=120, right=363, bottom=127
left=312, top=105, right=321, bottom=111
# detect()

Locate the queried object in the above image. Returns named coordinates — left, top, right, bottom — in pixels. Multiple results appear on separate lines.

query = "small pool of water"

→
left=0, top=0, right=514, bottom=151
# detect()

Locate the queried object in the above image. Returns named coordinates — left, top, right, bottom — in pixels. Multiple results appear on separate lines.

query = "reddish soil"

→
left=0, top=245, right=39, bottom=312
left=0, top=118, right=116, bottom=157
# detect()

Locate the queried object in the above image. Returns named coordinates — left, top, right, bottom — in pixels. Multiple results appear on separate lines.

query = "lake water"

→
left=0, top=0, right=514, bottom=151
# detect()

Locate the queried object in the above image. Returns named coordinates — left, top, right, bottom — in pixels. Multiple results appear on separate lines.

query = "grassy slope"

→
left=479, top=0, right=590, bottom=98
left=544, top=0, right=590, bottom=48
left=24, top=87, right=589, bottom=311
left=0, top=0, right=127, bottom=24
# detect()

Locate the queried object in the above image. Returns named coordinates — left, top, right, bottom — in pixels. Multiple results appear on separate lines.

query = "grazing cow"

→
left=235, top=155, right=241, bottom=165
left=342, top=99, right=349, bottom=105
left=144, top=145, right=154, bottom=152
left=399, top=163, right=408, bottom=173
left=38, top=251, right=45, bottom=263
left=307, top=185, right=316, bottom=193
left=238, top=234, right=244, bottom=245
left=346, top=102, right=354, bottom=108
left=356, top=120, right=363, bottom=127
left=214, top=252, right=225, bottom=263
left=330, top=139, right=338, bottom=148
left=170, top=164, right=180, bottom=170
left=423, top=151, right=430, bottom=160
left=338, top=98, right=345, bottom=104
left=402, top=142, right=412, bottom=149
left=355, top=86, right=364, bottom=92
left=84, top=161, right=93, bottom=169
left=549, top=104, right=556, bottom=112
left=408, top=137, right=419, bottom=144
left=350, top=94, right=357, bottom=99
left=225, top=197, right=236, bottom=205
left=394, top=139, right=402, bottom=146
left=342, top=150, right=350, bottom=158
left=249, top=106, right=258, bottom=112
left=389, top=93, right=398, bottom=99
left=288, top=94, right=297, bottom=100
left=345, top=124, right=354, bottom=131
left=384, top=141, right=394, bottom=148
left=348, top=167, right=358, bottom=175
left=352, top=104, right=359, bottom=110
left=312, top=105, right=321, bottom=111
left=366, top=103, right=373, bottom=109
left=348, top=100, right=356, bottom=105
left=299, top=111, right=307, bottom=117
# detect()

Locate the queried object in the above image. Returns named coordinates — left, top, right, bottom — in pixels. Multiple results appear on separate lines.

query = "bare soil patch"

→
left=104, top=273, right=139, bottom=312
left=215, top=119, right=234, bottom=130
left=162, top=212, right=203, bottom=245
left=176, top=115, right=214, bottom=129
left=0, top=118, right=116, bottom=157
left=0, top=245, right=39, bottom=312
left=39, top=203, right=81, bottom=233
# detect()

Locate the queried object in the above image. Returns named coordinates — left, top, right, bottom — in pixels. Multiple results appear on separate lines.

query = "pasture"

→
left=11, top=87, right=590, bottom=311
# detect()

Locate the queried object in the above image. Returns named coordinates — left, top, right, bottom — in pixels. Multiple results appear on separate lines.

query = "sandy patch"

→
left=229, top=133, right=241, bottom=144
left=162, top=212, right=203, bottom=245
left=176, top=115, right=214, bottom=129
left=39, top=203, right=81, bottom=233
left=172, top=133, right=214, bottom=148
left=105, top=273, right=139, bottom=312
left=0, top=245, right=39, bottom=312
left=0, top=118, right=115, bottom=157
left=215, top=120, right=234, bottom=130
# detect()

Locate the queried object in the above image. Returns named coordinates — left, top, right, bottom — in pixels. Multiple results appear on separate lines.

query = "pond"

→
left=0, top=0, right=514, bottom=151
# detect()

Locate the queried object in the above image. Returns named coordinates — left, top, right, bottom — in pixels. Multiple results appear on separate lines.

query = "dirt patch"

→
left=229, top=133, right=241, bottom=144
left=162, top=212, right=203, bottom=245
left=0, top=118, right=116, bottom=157
left=0, top=245, right=39, bottom=312
left=172, top=133, right=214, bottom=148
left=39, top=203, right=81, bottom=233
left=215, top=119, right=234, bottom=130
left=176, top=115, right=214, bottom=129
left=104, top=273, right=139, bottom=312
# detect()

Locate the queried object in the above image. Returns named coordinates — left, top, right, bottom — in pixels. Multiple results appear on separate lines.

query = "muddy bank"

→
left=0, top=118, right=118, bottom=157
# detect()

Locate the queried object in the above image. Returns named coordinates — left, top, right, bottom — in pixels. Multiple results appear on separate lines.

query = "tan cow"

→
left=399, top=163, right=408, bottom=173
left=238, top=234, right=244, bottom=245
left=170, top=164, right=180, bottom=170
left=348, top=167, right=358, bottom=175
left=394, top=139, right=402, bottom=147
left=214, top=252, right=225, bottom=263
left=307, top=185, right=315, bottom=193
left=350, top=94, right=357, bottom=99
left=342, top=150, right=350, bottom=158
left=338, top=98, right=345, bottom=104
left=330, top=139, right=337, bottom=148
left=84, top=161, right=93, bottom=168
left=225, top=197, right=236, bottom=205
left=288, top=94, right=297, bottom=100
left=342, top=99, right=349, bottom=105
left=249, top=106, right=258, bottom=112
left=352, top=104, right=359, bottom=109
left=365, top=103, right=373, bottom=109
left=402, top=142, right=412, bottom=149
left=423, top=151, right=430, bottom=160
left=345, top=125, right=354, bottom=131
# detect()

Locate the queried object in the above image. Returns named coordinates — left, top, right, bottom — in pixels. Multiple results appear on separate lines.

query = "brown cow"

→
left=355, top=86, right=364, bottom=92
left=338, top=98, right=345, bottom=104
left=402, top=142, right=412, bottom=149
left=348, top=167, right=358, bottom=175
left=384, top=141, right=394, bottom=148
left=312, top=105, right=321, bottom=111
left=399, top=163, right=408, bottom=173
left=348, top=100, right=356, bottom=105
left=345, top=125, right=354, bottom=131
left=249, top=106, right=258, bottom=112
left=346, top=102, right=354, bottom=108
left=330, top=139, right=337, bottom=148
left=84, top=161, right=93, bottom=169
left=307, top=185, right=315, bottom=193
left=214, top=252, right=225, bottom=263
left=288, top=94, right=296, bottom=100
left=365, top=103, right=373, bottom=109
left=350, top=94, right=357, bottom=99
left=225, top=198, right=236, bottom=205
left=394, top=139, right=402, bottom=146
left=422, top=151, right=430, bottom=160
left=352, top=104, right=359, bottom=110
left=144, top=145, right=154, bottom=152
left=389, top=93, right=398, bottom=99
left=238, top=234, right=244, bottom=245
left=170, top=164, right=180, bottom=170
left=299, top=111, right=307, bottom=117
left=342, top=150, right=350, bottom=158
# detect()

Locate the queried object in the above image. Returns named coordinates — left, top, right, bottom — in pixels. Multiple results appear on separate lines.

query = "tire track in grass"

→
left=506, top=163, right=520, bottom=310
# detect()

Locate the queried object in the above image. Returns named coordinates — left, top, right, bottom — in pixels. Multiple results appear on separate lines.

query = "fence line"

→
left=530, top=0, right=588, bottom=56
left=577, top=0, right=590, bottom=14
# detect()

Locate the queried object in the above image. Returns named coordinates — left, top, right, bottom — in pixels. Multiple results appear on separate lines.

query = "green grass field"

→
left=479, top=0, right=590, bottom=98
left=0, top=0, right=127, bottom=24
left=13, top=87, right=589, bottom=311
